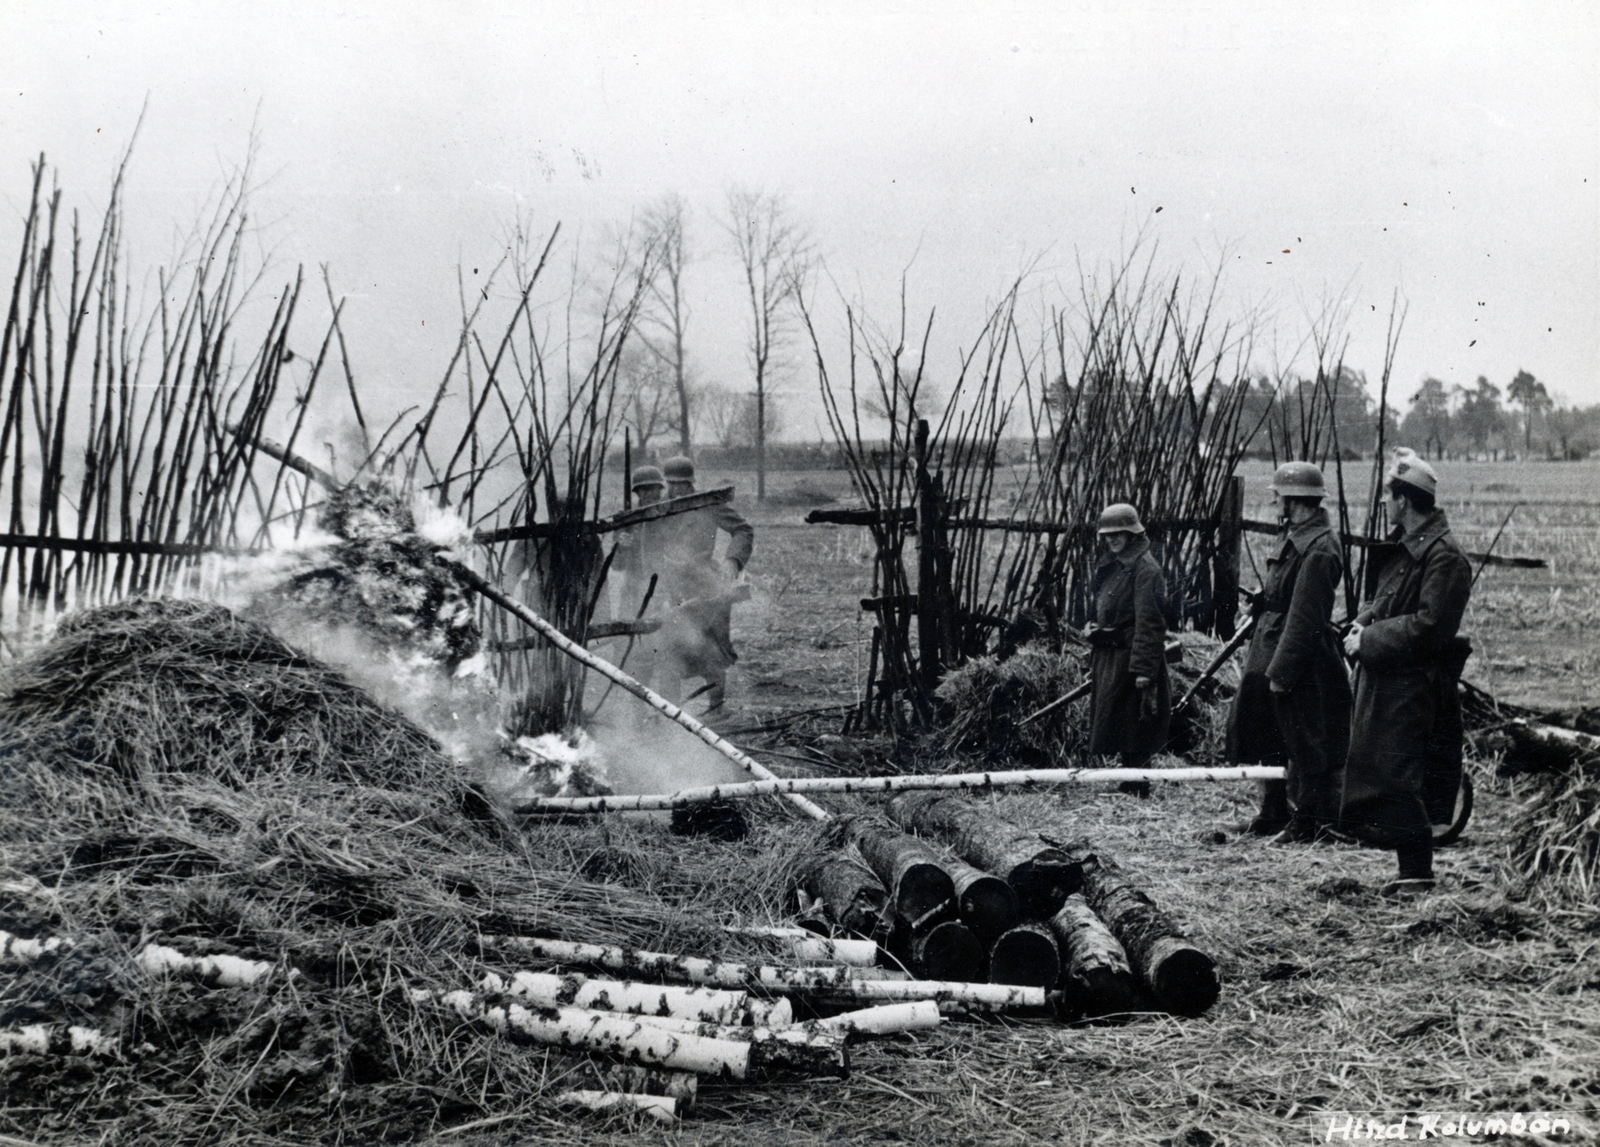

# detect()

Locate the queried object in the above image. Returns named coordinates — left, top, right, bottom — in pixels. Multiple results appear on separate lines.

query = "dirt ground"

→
left=442, top=460, right=1600, bottom=1147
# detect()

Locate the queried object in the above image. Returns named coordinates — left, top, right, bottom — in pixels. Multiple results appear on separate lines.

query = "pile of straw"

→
left=0, top=599, right=723, bottom=1144
left=1505, top=735, right=1600, bottom=905
left=929, top=645, right=1087, bottom=765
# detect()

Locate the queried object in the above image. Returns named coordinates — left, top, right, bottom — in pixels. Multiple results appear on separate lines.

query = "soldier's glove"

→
left=1135, top=676, right=1158, bottom=721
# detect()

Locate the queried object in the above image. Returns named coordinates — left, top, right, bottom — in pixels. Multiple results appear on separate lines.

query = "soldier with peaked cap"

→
left=1341, top=448, right=1472, bottom=899
left=1226, top=462, right=1353, bottom=841
left=640, top=456, right=753, bottom=712
left=1085, top=503, right=1171, bottom=773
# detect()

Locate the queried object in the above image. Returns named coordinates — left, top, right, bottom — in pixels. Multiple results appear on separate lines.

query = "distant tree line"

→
left=1394, top=369, right=1599, bottom=461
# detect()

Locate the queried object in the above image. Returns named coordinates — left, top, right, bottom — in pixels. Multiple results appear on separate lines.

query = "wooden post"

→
left=1212, top=474, right=1244, bottom=639
left=914, top=419, right=940, bottom=699
left=623, top=429, right=633, bottom=513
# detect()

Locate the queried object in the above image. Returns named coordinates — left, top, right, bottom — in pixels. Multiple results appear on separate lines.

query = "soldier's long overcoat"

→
left=1086, top=535, right=1171, bottom=762
left=1225, top=508, right=1353, bottom=821
left=1341, top=509, right=1472, bottom=844
left=618, top=497, right=754, bottom=679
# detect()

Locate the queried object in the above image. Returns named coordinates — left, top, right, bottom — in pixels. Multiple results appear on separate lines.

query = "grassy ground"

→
left=434, top=460, right=1600, bottom=1146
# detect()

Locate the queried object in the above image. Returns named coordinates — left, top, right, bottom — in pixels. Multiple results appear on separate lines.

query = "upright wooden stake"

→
left=1212, top=474, right=1244, bottom=638
left=914, top=418, right=940, bottom=700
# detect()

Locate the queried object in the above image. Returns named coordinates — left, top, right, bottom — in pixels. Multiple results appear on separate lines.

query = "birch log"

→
left=886, top=793, right=1082, bottom=915
left=945, top=858, right=1019, bottom=943
left=554, top=1090, right=678, bottom=1122
left=807, top=978, right=1045, bottom=1009
left=483, top=939, right=857, bottom=994
left=849, top=821, right=955, bottom=928
left=1048, top=894, right=1144, bottom=1017
left=801, top=848, right=892, bottom=940
left=906, top=920, right=983, bottom=983
left=812, top=1000, right=944, bottom=1037
left=986, top=922, right=1061, bottom=989
left=1071, top=851, right=1219, bottom=1016
left=624, top=1016, right=848, bottom=1077
left=516, top=767, right=1286, bottom=814
left=484, top=969, right=752, bottom=1025
left=434, top=992, right=750, bottom=1078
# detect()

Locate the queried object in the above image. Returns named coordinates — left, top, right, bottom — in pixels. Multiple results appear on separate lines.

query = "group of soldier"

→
left=1085, top=449, right=1473, bottom=899
left=613, top=457, right=753, bottom=714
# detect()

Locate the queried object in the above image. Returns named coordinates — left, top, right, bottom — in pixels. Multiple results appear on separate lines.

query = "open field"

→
left=425, top=458, right=1600, bottom=1146
left=4, top=457, right=1598, bottom=1147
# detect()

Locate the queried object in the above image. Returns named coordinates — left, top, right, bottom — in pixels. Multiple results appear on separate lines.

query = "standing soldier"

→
left=614, top=465, right=669, bottom=690
left=1341, top=449, right=1472, bottom=898
left=1226, top=462, right=1353, bottom=841
left=1086, top=503, right=1171, bottom=781
left=653, top=456, right=754, bottom=712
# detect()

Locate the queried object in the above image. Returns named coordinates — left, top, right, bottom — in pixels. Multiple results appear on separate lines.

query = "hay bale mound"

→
left=930, top=645, right=1087, bottom=765
left=1507, top=754, right=1600, bottom=904
left=0, top=598, right=447, bottom=789
left=0, top=602, right=727, bottom=1145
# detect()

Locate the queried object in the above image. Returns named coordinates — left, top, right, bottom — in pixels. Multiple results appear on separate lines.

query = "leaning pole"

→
left=444, top=558, right=832, bottom=822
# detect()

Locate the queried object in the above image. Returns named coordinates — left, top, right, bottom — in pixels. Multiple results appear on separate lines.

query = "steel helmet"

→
left=1096, top=503, right=1145, bottom=535
left=630, top=465, right=666, bottom=491
left=1386, top=448, right=1438, bottom=498
left=1270, top=461, right=1326, bottom=500
left=662, top=455, right=696, bottom=483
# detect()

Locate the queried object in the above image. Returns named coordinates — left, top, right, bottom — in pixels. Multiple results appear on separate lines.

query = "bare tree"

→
left=634, top=193, right=695, bottom=452
left=722, top=187, right=811, bottom=499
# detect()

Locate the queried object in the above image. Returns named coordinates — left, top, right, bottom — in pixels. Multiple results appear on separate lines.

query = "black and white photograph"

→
left=1, top=3, right=1597, bottom=1144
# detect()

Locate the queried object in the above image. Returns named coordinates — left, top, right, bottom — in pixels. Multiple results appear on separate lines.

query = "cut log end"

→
left=1007, top=855, right=1084, bottom=917
left=910, top=920, right=984, bottom=982
left=1147, top=937, right=1220, bottom=1016
left=951, top=865, right=1020, bottom=943
left=987, top=923, right=1061, bottom=989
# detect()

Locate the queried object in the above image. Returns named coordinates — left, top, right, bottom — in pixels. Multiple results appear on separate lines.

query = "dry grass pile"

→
left=927, top=633, right=1235, bottom=769
left=1501, top=728, right=1600, bottom=906
left=0, top=599, right=742, bottom=1146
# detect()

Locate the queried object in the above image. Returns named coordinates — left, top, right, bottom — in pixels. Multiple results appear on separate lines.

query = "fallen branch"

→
left=514, top=766, right=1286, bottom=814
left=0, top=1023, right=117, bottom=1057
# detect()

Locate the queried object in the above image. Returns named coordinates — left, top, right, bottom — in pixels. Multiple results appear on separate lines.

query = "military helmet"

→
left=1386, top=447, right=1438, bottom=497
left=662, top=455, right=696, bottom=483
left=630, top=465, right=666, bottom=491
left=1271, top=461, right=1326, bottom=499
left=1096, top=502, right=1145, bottom=536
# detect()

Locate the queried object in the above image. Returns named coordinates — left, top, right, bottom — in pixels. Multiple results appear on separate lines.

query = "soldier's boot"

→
left=1381, top=833, right=1436, bottom=899
left=1248, top=776, right=1291, bottom=836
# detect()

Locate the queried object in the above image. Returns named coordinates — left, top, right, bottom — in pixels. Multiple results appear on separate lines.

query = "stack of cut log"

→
left=440, top=929, right=1046, bottom=1119
left=800, top=795, right=1220, bottom=1019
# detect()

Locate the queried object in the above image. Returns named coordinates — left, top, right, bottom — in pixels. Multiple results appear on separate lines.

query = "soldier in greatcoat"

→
left=1086, top=503, right=1171, bottom=771
left=1341, top=449, right=1472, bottom=898
left=617, top=456, right=754, bottom=712
left=1225, top=462, right=1353, bottom=841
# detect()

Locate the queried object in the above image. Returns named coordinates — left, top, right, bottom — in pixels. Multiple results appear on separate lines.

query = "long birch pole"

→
left=514, top=766, right=1287, bottom=815
left=444, top=558, right=831, bottom=821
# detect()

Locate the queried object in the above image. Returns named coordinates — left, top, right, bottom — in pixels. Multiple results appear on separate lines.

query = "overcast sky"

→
left=3, top=0, right=1597, bottom=443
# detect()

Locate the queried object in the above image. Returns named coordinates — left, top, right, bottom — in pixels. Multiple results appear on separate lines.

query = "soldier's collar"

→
left=1399, top=508, right=1451, bottom=557
left=1114, top=534, right=1151, bottom=567
left=1280, top=507, right=1332, bottom=552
